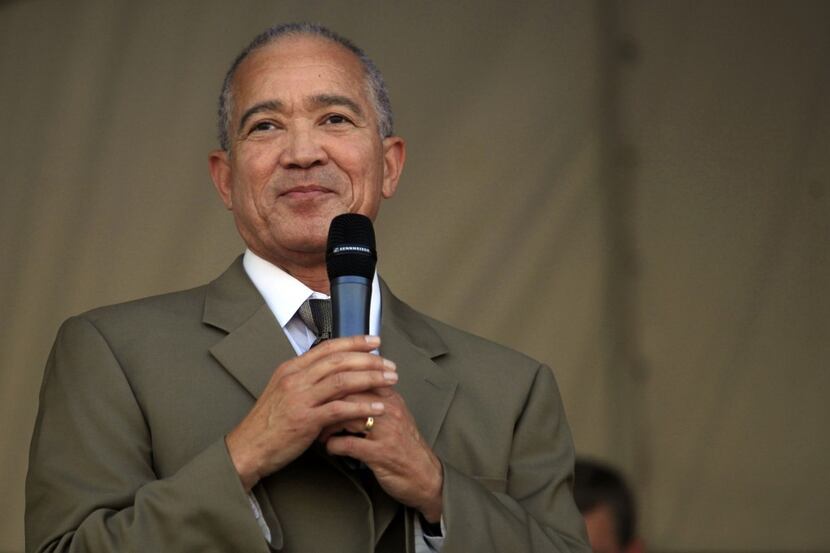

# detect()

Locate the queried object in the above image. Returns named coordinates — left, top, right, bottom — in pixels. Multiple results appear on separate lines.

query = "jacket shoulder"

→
left=76, top=284, right=210, bottom=330
left=428, top=315, right=542, bottom=369
left=386, top=289, right=545, bottom=380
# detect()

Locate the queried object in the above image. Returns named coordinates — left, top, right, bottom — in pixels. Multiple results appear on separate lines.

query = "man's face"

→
left=209, top=35, right=405, bottom=268
left=584, top=504, right=622, bottom=553
left=583, top=504, right=643, bottom=553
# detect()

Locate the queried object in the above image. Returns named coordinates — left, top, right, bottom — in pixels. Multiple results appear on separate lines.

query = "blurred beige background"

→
left=1, top=1, right=828, bottom=552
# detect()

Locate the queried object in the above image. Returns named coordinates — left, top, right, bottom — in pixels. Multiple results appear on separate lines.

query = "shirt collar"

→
left=242, top=249, right=382, bottom=336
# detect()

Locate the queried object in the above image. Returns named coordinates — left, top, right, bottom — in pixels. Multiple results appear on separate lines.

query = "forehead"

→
left=231, top=35, right=369, bottom=110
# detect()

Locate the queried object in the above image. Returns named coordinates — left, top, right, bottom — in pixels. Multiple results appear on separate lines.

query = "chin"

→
left=281, top=230, right=328, bottom=255
left=299, top=211, right=346, bottom=239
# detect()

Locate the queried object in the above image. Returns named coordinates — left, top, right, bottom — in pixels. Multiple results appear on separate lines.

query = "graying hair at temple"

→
left=217, top=22, right=395, bottom=151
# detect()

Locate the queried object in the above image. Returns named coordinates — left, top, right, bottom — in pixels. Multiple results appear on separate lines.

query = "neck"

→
left=250, top=246, right=331, bottom=295
left=283, top=263, right=330, bottom=295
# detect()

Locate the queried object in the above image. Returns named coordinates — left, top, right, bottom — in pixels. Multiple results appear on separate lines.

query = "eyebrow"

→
left=308, top=94, right=364, bottom=117
left=238, top=100, right=283, bottom=133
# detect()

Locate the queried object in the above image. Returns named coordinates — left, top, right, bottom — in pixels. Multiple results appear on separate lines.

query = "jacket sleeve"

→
left=25, top=315, right=272, bottom=553
left=439, top=365, right=591, bottom=552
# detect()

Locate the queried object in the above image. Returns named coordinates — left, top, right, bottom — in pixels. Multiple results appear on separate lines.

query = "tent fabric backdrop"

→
left=620, top=1, right=830, bottom=547
left=1, top=1, right=827, bottom=552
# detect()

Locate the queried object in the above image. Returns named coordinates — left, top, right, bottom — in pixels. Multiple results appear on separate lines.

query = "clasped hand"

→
left=225, top=335, right=443, bottom=522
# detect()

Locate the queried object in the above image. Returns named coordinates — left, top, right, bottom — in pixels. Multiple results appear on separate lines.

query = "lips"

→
left=279, top=185, right=333, bottom=199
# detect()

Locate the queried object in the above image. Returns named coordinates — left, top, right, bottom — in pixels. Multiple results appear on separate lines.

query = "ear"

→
left=380, top=136, right=406, bottom=199
left=208, top=149, right=234, bottom=209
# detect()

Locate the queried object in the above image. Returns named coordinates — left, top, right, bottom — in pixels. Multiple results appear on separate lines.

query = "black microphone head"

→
left=326, top=213, right=377, bottom=280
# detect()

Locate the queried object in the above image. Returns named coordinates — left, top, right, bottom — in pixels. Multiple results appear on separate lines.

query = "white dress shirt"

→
left=241, top=249, right=444, bottom=551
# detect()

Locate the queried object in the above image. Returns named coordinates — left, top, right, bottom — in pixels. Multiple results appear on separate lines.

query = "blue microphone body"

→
left=331, top=275, right=371, bottom=337
left=326, top=214, right=377, bottom=338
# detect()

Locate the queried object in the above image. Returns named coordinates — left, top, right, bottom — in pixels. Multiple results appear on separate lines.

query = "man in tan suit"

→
left=26, top=23, right=590, bottom=553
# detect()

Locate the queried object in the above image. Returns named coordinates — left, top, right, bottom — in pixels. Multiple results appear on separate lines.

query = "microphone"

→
left=325, top=214, right=378, bottom=470
left=326, top=213, right=376, bottom=338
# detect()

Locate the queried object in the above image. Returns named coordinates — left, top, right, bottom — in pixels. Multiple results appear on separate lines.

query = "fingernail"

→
left=383, top=358, right=397, bottom=371
left=365, top=335, right=381, bottom=346
left=371, top=401, right=385, bottom=411
left=383, top=371, right=398, bottom=383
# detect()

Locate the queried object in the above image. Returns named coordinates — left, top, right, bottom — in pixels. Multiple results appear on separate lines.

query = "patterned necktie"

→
left=297, top=298, right=333, bottom=348
left=300, top=298, right=374, bottom=478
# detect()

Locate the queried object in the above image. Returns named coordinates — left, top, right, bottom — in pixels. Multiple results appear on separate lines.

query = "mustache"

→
left=274, top=167, right=343, bottom=193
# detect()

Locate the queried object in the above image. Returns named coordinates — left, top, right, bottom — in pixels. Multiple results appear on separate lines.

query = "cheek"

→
left=344, top=148, right=383, bottom=192
left=233, top=156, right=274, bottom=202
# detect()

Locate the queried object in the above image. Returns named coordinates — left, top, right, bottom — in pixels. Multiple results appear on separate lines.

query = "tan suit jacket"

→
left=26, top=257, right=589, bottom=552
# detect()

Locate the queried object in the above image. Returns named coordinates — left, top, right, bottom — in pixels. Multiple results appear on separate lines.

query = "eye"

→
left=249, top=120, right=277, bottom=133
left=323, top=114, right=353, bottom=126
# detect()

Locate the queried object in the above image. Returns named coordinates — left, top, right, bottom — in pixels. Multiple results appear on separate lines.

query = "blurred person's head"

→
left=574, top=458, right=645, bottom=553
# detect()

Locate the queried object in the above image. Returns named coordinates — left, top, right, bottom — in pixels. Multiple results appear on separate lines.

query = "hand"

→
left=225, top=335, right=398, bottom=491
left=321, top=390, right=444, bottom=523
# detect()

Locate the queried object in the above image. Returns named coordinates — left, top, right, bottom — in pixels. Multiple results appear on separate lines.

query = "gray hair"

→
left=217, top=22, right=394, bottom=151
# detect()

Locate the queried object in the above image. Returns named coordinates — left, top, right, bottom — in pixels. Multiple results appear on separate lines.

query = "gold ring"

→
left=363, top=416, right=375, bottom=433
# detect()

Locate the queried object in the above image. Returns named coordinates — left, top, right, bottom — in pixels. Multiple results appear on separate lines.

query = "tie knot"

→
left=298, top=298, right=332, bottom=347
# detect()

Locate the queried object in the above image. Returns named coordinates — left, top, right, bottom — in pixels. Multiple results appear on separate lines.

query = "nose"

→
left=279, top=127, right=328, bottom=169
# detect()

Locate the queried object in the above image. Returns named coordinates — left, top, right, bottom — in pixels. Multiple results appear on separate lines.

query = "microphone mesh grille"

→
left=326, top=213, right=377, bottom=279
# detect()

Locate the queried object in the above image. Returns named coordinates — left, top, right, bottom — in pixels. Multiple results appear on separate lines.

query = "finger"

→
left=311, top=367, right=398, bottom=404
left=372, top=386, right=397, bottom=398
left=306, top=351, right=395, bottom=385
left=314, top=399, right=385, bottom=433
left=322, top=390, right=384, bottom=405
left=325, top=433, right=381, bottom=463
left=318, top=425, right=344, bottom=443
left=293, top=335, right=380, bottom=371
left=318, top=424, right=363, bottom=443
left=319, top=415, right=378, bottom=442
left=278, top=336, right=380, bottom=377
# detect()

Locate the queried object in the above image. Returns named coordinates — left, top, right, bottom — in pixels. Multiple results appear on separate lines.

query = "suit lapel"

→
left=373, top=281, right=458, bottom=540
left=203, top=257, right=295, bottom=399
left=380, top=299, right=457, bottom=447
